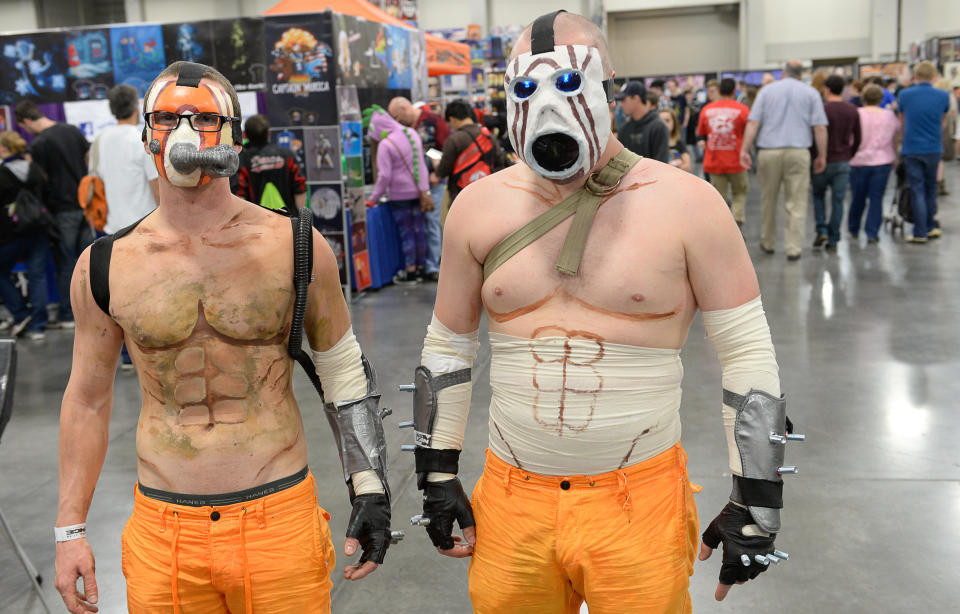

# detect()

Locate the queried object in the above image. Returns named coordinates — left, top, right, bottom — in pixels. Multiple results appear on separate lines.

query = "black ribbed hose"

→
left=288, top=207, right=326, bottom=398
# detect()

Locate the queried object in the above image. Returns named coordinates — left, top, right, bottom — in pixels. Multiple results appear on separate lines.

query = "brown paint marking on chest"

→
left=487, top=285, right=679, bottom=324
left=137, top=300, right=289, bottom=428
left=530, top=325, right=605, bottom=436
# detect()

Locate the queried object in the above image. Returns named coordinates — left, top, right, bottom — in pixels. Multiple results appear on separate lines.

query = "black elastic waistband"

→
left=138, top=467, right=309, bottom=507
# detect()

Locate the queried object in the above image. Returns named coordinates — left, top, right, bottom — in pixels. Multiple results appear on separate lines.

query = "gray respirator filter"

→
left=167, top=141, right=239, bottom=178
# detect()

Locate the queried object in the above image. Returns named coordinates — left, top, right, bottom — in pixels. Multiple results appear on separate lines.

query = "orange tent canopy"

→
left=264, top=0, right=471, bottom=75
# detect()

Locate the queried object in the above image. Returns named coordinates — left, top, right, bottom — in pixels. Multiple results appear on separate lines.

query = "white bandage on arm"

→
left=702, top=296, right=781, bottom=476
left=311, top=328, right=383, bottom=495
left=421, top=314, right=479, bottom=481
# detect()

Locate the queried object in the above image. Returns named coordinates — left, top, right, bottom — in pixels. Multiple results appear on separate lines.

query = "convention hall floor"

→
left=2, top=166, right=959, bottom=614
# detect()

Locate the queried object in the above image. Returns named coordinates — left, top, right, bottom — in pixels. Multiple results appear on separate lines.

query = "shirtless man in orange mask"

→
left=405, top=11, right=800, bottom=613
left=54, top=62, right=394, bottom=614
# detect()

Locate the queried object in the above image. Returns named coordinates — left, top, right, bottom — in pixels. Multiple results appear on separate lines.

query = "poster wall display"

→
left=302, top=126, right=342, bottom=182
left=236, top=91, right=261, bottom=129
left=110, top=24, right=166, bottom=97
left=310, top=183, right=344, bottom=233
left=264, top=13, right=337, bottom=127
left=65, top=29, right=114, bottom=101
left=212, top=17, right=266, bottom=92
left=63, top=99, right=116, bottom=141
left=642, top=73, right=711, bottom=91
left=162, top=21, right=215, bottom=66
left=337, top=85, right=361, bottom=120
left=271, top=127, right=307, bottom=175
left=387, top=26, right=412, bottom=89
left=345, top=156, right=365, bottom=188
left=939, top=38, right=956, bottom=64
left=0, top=32, right=69, bottom=104
left=334, top=14, right=390, bottom=89
left=943, top=62, right=960, bottom=87
left=341, top=121, right=363, bottom=157
left=410, top=30, right=429, bottom=103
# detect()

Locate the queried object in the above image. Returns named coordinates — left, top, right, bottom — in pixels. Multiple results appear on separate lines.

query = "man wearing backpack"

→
left=235, top=114, right=306, bottom=214
left=434, top=99, right=503, bottom=218
left=14, top=100, right=93, bottom=329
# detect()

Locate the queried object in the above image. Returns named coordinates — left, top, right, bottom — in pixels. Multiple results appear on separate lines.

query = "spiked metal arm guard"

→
left=324, top=356, right=391, bottom=501
left=412, top=365, right=471, bottom=489
left=725, top=388, right=788, bottom=533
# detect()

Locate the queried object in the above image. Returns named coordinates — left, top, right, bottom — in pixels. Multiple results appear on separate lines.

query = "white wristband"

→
left=54, top=524, right=86, bottom=542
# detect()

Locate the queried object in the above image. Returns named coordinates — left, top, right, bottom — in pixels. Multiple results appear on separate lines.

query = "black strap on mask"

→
left=530, top=10, right=615, bottom=102
left=176, top=62, right=206, bottom=88
left=530, top=10, right=566, bottom=55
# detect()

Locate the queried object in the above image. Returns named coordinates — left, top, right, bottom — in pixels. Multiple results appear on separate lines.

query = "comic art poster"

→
left=0, top=32, right=68, bottom=104
left=337, top=85, right=361, bottom=120
left=344, top=156, right=364, bottom=188
left=271, top=127, right=306, bottom=175
left=302, top=126, right=341, bottom=182
left=0, top=106, right=9, bottom=131
left=265, top=13, right=336, bottom=127
left=940, top=38, right=957, bottom=64
left=409, top=30, right=429, bottom=103
left=341, top=121, right=363, bottom=157
left=162, top=22, right=215, bottom=66
left=334, top=14, right=389, bottom=89
left=110, top=25, right=166, bottom=97
left=212, top=17, right=266, bottom=92
left=387, top=26, right=412, bottom=89
left=310, top=183, right=344, bottom=231
left=346, top=187, right=366, bottom=224
left=65, top=29, right=113, bottom=101
left=385, top=0, right=418, bottom=27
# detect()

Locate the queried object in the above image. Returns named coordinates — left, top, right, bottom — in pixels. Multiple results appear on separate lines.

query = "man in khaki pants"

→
left=740, top=60, right=827, bottom=260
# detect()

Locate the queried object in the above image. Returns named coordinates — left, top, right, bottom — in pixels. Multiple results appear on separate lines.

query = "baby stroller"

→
left=884, top=162, right=909, bottom=237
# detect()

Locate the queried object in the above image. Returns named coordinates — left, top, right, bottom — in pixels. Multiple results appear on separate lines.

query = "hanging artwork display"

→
left=302, top=126, right=342, bottom=182
left=333, top=13, right=389, bottom=89
left=162, top=21, right=215, bottom=66
left=212, top=17, right=266, bottom=92
left=65, top=29, right=113, bottom=101
left=109, top=25, right=165, bottom=97
left=0, top=32, right=69, bottom=104
left=264, top=13, right=337, bottom=127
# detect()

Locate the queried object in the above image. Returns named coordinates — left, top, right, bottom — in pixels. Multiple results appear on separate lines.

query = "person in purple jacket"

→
left=366, top=107, right=432, bottom=284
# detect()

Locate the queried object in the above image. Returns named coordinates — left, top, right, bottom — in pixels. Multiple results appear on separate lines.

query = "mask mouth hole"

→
left=531, top=133, right=580, bottom=173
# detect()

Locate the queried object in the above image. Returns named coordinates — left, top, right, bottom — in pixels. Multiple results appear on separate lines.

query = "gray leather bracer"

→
left=324, top=356, right=390, bottom=499
left=725, top=388, right=787, bottom=533
left=412, top=365, right=471, bottom=448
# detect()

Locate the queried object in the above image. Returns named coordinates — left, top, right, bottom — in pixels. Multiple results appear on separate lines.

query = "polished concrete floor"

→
left=2, top=165, right=960, bottom=614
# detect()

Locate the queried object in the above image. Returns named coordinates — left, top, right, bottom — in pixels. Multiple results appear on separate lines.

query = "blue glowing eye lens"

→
left=514, top=79, right=538, bottom=99
left=556, top=71, right=582, bottom=93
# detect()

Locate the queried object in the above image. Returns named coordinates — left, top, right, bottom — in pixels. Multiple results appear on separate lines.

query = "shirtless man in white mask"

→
left=403, top=11, right=800, bottom=613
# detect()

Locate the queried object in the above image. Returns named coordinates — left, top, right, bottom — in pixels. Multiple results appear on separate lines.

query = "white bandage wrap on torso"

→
left=488, top=332, right=683, bottom=476
left=420, top=315, right=480, bottom=481
left=311, top=328, right=383, bottom=495
left=702, top=296, right=781, bottom=476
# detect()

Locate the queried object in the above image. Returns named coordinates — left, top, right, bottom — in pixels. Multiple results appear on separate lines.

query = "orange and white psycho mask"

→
left=143, top=62, right=239, bottom=187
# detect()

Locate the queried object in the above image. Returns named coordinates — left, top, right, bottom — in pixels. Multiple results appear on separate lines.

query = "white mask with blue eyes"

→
left=505, top=44, right=611, bottom=183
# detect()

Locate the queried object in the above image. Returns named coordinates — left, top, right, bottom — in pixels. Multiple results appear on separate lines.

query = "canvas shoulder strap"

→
left=482, top=149, right=642, bottom=280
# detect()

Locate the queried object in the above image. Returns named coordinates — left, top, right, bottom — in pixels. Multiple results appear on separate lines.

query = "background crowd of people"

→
left=0, top=58, right=955, bottom=342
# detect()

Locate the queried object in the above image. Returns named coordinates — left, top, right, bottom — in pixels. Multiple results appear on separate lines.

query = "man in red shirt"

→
left=698, top=78, right=751, bottom=225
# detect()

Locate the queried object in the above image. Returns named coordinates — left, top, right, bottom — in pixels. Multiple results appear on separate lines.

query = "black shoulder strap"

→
left=287, top=207, right=326, bottom=399
left=89, top=217, right=146, bottom=317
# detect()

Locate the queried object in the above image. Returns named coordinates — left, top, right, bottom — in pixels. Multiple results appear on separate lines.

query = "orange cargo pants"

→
left=121, top=471, right=335, bottom=613
left=468, top=444, right=700, bottom=614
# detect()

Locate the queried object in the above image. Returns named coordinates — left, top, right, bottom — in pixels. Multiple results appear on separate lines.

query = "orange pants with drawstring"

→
left=468, top=444, right=700, bottom=614
left=121, top=471, right=335, bottom=614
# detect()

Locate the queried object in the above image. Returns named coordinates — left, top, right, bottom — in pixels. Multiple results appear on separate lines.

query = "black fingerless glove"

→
left=346, top=493, right=392, bottom=564
left=422, top=478, right=475, bottom=550
left=701, top=502, right=777, bottom=585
